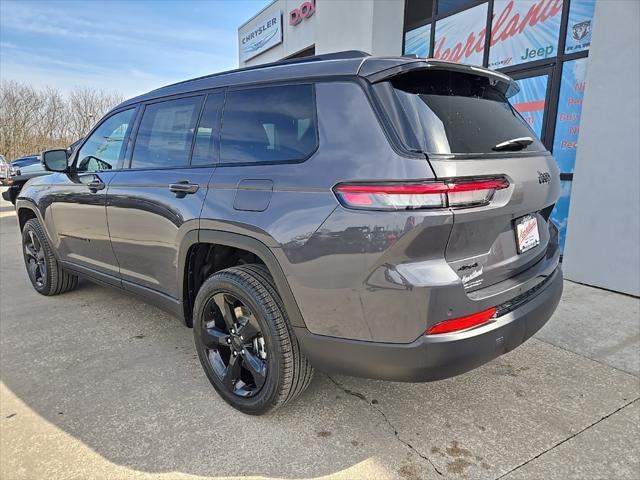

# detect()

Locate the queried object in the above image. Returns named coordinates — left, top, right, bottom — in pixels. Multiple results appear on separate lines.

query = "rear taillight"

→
left=425, top=307, right=497, bottom=335
left=334, top=178, right=508, bottom=210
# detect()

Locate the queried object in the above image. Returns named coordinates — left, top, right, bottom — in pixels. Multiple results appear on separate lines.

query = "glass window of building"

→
left=565, top=0, right=596, bottom=54
left=550, top=57, right=589, bottom=250
left=510, top=74, right=549, bottom=139
left=404, top=0, right=434, bottom=27
left=437, top=0, right=485, bottom=17
left=433, top=2, right=488, bottom=65
left=489, top=0, right=564, bottom=69
left=404, top=23, right=432, bottom=57
left=553, top=57, right=588, bottom=174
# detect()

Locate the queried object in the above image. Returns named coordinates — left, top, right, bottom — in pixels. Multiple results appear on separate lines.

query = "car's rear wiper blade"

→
left=492, top=137, right=534, bottom=151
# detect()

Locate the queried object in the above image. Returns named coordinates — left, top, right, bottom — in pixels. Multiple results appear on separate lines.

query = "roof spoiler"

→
left=360, top=59, right=520, bottom=98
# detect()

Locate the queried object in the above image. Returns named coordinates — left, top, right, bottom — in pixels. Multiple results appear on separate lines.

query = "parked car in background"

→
left=0, top=155, right=9, bottom=185
left=9, top=155, right=42, bottom=175
left=2, top=155, right=49, bottom=205
left=15, top=52, right=562, bottom=415
left=3, top=141, right=83, bottom=205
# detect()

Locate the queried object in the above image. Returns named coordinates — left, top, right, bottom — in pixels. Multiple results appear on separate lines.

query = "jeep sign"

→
left=239, top=9, right=283, bottom=62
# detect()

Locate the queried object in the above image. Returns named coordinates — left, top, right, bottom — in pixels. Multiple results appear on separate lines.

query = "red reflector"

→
left=425, top=307, right=497, bottom=335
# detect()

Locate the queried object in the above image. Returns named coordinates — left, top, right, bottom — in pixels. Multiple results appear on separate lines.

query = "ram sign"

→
left=239, top=9, right=283, bottom=62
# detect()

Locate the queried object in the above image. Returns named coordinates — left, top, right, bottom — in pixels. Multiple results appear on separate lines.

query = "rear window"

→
left=220, top=84, right=317, bottom=164
left=375, top=70, right=546, bottom=155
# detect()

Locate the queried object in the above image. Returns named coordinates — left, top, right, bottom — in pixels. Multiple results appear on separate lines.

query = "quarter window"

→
left=131, top=96, right=204, bottom=169
left=76, top=108, right=135, bottom=173
left=220, top=85, right=317, bottom=164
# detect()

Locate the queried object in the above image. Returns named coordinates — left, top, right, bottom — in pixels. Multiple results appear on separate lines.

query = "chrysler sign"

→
left=239, top=10, right=282, bottom=62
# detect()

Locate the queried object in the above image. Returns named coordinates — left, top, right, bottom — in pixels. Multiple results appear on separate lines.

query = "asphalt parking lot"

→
left=0, top=190, right=638, bottom=480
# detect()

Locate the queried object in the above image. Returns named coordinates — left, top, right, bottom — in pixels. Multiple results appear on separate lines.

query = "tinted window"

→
left=191, top=94, right=223, bottom=166
left=220, top=85, right=317, bottom=164
left=77, top=109, right=135, bottom=172
left=405, top=0, right=434, bottom=26
left=131, top=96, right=203, bottom=169
left=378, top=70, right=545, bottom=155
left=437, top=0, right=483, bottom=17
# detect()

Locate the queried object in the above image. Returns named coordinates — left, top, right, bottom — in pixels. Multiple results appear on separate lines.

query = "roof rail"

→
left=152, top=50, right=371, bottom=92
left=274, top=50, right=370, bottom=67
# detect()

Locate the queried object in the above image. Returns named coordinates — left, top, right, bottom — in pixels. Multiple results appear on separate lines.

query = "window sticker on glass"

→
left=433, top=3, right=488, bottom=66
left=553, top=57, right=588, bottom=174
left=565, top=0, right=596, bottom=54
left=489, top=0, right=564, bottom=69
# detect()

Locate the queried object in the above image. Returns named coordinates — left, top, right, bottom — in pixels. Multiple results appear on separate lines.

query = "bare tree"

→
left=66, top=87, right=123, bottom=141
left=0, top=80, right=123, bottom=160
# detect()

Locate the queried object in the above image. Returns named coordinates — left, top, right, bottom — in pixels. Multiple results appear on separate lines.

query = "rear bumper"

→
left=295, top=266, right=563, bottom=382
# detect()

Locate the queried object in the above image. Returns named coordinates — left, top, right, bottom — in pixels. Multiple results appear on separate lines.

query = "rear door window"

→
left=131, top=96, right=203, bottom=169
left=220, top=84, right=317, bottom=164
left=376, top=70, right=546, bottom=155
left=191, top=93, right=223, bottom=166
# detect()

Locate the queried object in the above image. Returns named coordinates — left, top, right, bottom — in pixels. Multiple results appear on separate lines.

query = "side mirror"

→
left=42, top=149, right=69, bottom=172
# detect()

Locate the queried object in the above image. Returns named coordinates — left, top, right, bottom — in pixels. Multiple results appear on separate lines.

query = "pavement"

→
left=0, top=189, right=639, bottom=480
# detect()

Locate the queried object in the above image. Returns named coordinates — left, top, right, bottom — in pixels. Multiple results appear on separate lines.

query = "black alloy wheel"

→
left=21, top=218, right=77, bottom=296
left=193, top=264, right=314, bottom=415
left=201, top=292, right=268, bottom=397
left=24, top=229, right=47, bottom=288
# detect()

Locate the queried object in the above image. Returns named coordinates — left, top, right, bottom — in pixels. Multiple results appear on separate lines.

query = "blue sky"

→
left=0, top=0, right=270, bottom=97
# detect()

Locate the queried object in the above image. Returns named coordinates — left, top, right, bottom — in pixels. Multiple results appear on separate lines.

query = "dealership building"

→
left=238, top=0, right=639, bottom=297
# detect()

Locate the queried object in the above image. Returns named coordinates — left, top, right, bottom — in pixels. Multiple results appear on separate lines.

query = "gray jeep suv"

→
left=16, top=52, right=562, bottom=414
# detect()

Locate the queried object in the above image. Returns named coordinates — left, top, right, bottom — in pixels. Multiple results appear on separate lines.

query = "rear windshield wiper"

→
left=492, top=137, right=534, bottom=152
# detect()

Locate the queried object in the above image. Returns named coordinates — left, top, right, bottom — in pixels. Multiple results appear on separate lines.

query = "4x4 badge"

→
left=538, top=171, right=551, bottom=184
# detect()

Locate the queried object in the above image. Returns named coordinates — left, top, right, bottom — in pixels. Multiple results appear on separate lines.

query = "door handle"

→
left=169, top=181, right=199, bottom=195
left=87, top=180, right=105, bottom=192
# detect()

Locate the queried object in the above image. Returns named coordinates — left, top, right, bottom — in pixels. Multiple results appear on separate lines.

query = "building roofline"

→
left=237, top=0, right=279, bottom=30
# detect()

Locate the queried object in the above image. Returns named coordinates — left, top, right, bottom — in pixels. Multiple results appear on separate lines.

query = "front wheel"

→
left=21, top=218, right=78, bottom=295
left=193, top=264, right=313, bottom=415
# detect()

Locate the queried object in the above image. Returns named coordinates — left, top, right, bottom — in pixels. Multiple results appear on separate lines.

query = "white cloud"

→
left=0, top=0, right=242, bottom=97
left=1, top=1, right=237, bottom=56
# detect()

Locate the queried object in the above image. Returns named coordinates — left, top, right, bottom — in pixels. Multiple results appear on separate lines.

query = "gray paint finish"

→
left=16, top=55, right=563, bottom=385
left=562, top=1, right=640, bottom=297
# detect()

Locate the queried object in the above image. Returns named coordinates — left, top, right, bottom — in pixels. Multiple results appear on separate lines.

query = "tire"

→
left=22, top=218, right=78, bottom=296
left=193, top=263, right=313, bottom=415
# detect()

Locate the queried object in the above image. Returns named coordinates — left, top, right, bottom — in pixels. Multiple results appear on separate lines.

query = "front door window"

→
left=77, top=109, right=135, bottom=173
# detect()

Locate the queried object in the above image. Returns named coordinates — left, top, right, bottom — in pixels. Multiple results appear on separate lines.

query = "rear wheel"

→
left=22, top=218, right=78, bottom=296
left=193, top=264, right=313, bottom=415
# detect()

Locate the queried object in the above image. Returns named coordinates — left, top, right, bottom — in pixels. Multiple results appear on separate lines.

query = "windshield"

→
left=375, top=70, right=546, bottom=155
